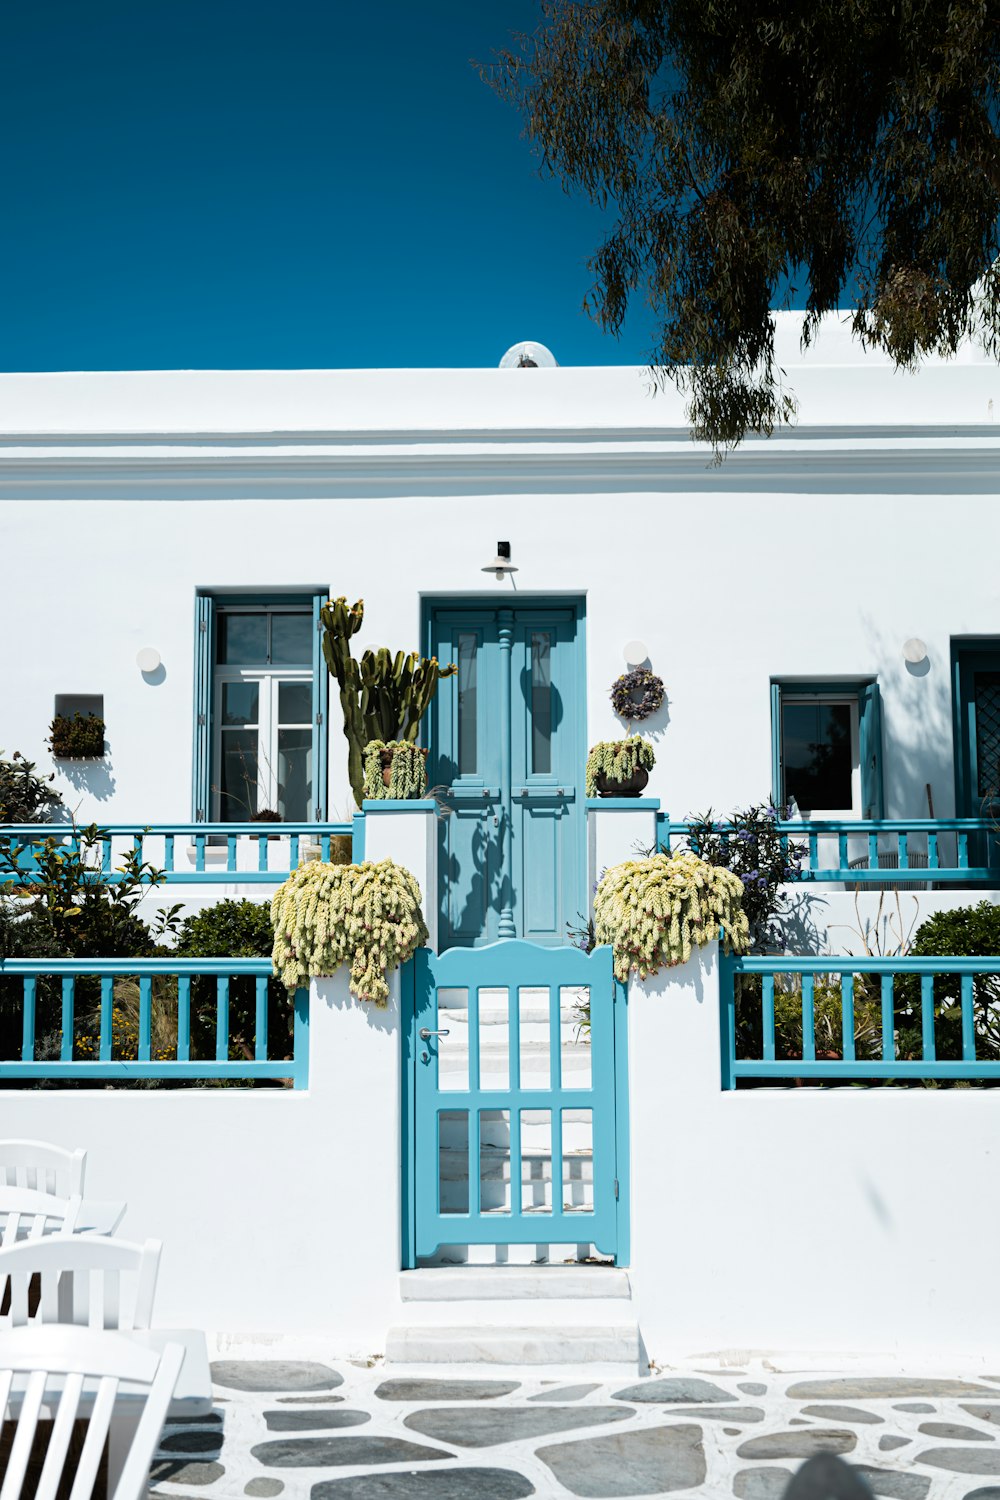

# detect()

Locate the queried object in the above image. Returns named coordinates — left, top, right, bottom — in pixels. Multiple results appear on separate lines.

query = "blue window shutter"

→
left=312, top=593, right=329, bottom=820
left=192, top=595, right=214, bottom=821
left=859, top=681, right=884, bottom=819
left=770, top=682, right=783, bottom=811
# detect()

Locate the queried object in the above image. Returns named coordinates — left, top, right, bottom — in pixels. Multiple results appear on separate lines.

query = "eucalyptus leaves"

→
left=271, top=858, right=428, bottom=1006
left=594, top=851, right=749, bottom=983
left=362, top=740, right=429, bottom=801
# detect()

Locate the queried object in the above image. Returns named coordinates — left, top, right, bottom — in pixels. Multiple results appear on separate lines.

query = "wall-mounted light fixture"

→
left=623, top=639, right=649, bottom=666
left=136, top=647, right=161, bottom=673
left=482, top=541, right=517, bottom=581
left=902, top=637, right=928, bottom=665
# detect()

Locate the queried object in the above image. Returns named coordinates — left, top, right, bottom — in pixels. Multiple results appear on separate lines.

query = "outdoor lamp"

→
left=902, top=637, right=928, bottom=664
left=136, top=647, right=161, bottom=673
left=483, top=541, right=517, bottom=580
left=623, top=640, right=649, bottom=666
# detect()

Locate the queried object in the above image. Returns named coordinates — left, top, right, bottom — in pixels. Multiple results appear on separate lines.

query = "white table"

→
left=76, top=1199, right=128, bottom=1236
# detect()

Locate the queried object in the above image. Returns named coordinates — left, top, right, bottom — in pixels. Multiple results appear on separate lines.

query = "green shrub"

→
left=0, top=751, right=60, bottom=823
left=175, top=899, right=273, bottom=957
left=176, top=898, right=286, bottom=1060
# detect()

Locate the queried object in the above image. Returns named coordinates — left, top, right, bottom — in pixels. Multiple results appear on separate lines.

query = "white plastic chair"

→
left=0, top=1140, right=87, bottom=1198
left=0, top=1235, right=160, bottom=1330
left=0, top=1323, right=183, bottom=1500
left=0, top=1187, right=81, bottom=1249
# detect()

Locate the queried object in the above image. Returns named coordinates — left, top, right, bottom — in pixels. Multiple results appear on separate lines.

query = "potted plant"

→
left=585, top=737, right=655, bottom=797
left=594, top=851, right=750, bottom=981
left=363, top=740, right=429, bottom=800
left=47, top=712, right=105, bottom=760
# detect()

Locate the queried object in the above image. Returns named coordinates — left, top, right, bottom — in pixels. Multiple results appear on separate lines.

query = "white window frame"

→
left=781, top=692, right=861, bottom=819
left=213, top=667, right=312, bottom=821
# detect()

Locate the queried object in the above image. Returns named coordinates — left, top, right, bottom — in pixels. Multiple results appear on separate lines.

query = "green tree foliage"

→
left=0, top=751, right=60, bottom=824
left=488, top=2, right=1000, bottom=452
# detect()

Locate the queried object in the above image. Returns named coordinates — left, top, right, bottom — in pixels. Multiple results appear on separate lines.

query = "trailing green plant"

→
left=320, top=596, right=455, bottom=807
left=585, top=737, right=655, bottom=797
left=48, top=713, right=105, bottom=759
left=362, top=740, right=429, bottom=801
left=271, top=858, right=428, bottom=1006
left=594, top=850, right=749, bottom=983
left=0, top=751, right=60, bottom=824
left=679, top=801, right=805, bottom=950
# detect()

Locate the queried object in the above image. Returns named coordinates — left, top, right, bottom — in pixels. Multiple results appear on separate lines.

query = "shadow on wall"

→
left=861, top=617, right=956, bottom=818
left=54, top=748, right=117, bottom=803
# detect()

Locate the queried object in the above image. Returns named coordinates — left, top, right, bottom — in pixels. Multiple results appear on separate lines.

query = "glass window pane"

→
left=974, top=672, right=1000, bottom=797
left=782, top=701, right=853, bottom=811
left=276, top=728, right=312, bottom=820
left=457, top=633, right=478, bottom=776
left=270, top=612, right=312, bottom=664
left=531, top=632, right=552, bottom=774
left=219, top=729, right=258, bottom=819
left=222, top=682, right=259, bottom=726
left=278, top=681, right=312, bottom=724
left=217, top=613, right=267, bottom=664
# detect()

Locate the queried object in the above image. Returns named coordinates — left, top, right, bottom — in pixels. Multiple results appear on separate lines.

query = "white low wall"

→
left=628, top=941, right=1000, bottom=1367
left=0, top=971, right=404, bottom=1355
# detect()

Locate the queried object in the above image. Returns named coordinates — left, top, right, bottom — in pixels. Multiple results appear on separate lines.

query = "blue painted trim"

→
left=770, top=676, right=883, bottom=817
left=729, top=954, right=1000, bottom=975
left=585, top=797, right=660, bottom=811
left=352, top=812, right=365, bottom=862
left=401, top=955, right=417, bottom=1269
left=361, top=800, right=437, bottom=813
left=952, top=640, right=1000, bottom=818
left=192, top=594, right=214, bottom=820
left=312, top=592, right=330, bottom=820
left=612, top=975, right=631, bottom=1266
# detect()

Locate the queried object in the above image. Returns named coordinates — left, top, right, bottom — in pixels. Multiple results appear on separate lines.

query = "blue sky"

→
left=0, top=2, right=655, bottom=371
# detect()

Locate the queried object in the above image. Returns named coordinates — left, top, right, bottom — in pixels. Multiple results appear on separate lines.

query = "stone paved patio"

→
left=147, top=1361, right=1000, bottom=1499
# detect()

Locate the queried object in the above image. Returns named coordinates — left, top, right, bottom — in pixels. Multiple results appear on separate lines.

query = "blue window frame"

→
left=192, top=592, right=329, bottom=821
left=770, top=678, right=883, bottom=819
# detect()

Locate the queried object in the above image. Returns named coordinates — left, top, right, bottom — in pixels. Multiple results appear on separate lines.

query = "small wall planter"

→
left=47, top=713, right=106, bottom=760
left=585, top=737, right=655, bottom=798
left=363, top=740, right=429, bottom=800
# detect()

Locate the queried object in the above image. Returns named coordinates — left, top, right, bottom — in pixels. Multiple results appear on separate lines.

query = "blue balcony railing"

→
left=0, top=958, right=307, bottom=1085
left=0, top=822, right=354, bottom=884
left=720, top=952, right=1000, bottom=1085
left=657, top=816, right=1000, bottom=886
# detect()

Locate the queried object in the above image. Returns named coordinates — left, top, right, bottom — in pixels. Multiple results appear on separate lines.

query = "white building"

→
left=2, top=317, right=1000, bottom=1369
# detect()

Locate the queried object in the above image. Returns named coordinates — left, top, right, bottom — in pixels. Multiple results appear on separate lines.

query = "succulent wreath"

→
left=610, top=668, right=665, bottom=723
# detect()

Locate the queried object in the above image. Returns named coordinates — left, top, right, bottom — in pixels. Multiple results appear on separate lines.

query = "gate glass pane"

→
left=439, top=1110, right=468, bottom=1215
left=457, top=633, right=478, bottom=775
left=522, top=1109, right=552, bottom=1213
left=531, top=632, right=553, bottom=774
left=479, top=987, right=509, bottom=1089
left=562, top=986, right=591, bottom=1089
left=519, top=986, right=549, bottom=1091
left=437, top=989, right=468, bottom=1092
left=563, top=1108, right=594, bottom=1214
left=480, top=1108, right=510, bottom=1216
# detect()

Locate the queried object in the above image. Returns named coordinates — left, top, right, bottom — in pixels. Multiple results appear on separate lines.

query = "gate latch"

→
left=419, top=1028, right=450, bottom=1041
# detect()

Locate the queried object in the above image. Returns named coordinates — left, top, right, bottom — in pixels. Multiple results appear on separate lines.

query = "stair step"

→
left=384, top=1323, right=639, bottom=1370
left=400, top=1267, right=631, bottom=1301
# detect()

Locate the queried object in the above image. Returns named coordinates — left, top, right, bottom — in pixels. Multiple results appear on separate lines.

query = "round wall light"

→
left=136, top=647, right=161, bottom=673
left=623, top=639, right=649, bottom=666
left=902, top=637, right=928, bottom=664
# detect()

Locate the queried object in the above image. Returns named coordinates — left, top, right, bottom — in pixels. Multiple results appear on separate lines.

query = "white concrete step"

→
left=400, top=1267, right=631, bottom=1300
left=384, top=1322, right=639, bottom=1372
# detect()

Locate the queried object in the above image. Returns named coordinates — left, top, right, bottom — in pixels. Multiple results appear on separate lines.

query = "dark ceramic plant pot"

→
left=594, top=765, right=649, bottom=798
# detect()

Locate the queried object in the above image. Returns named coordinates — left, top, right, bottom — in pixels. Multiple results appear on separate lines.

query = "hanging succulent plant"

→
left=585, top=737, right=655, bottom=797
left=362, top=740, right=429, bottom=801
left=594, top=851, right=750, bottom=982
left=271, top=858, right=428, bottom=1006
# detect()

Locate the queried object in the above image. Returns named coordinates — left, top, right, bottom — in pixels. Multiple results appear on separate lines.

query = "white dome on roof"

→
left=499, top=340, right=558, bottom=369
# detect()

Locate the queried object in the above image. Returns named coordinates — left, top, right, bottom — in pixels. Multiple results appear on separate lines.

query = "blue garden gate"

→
left=403, top=941, right=629, bottom=1267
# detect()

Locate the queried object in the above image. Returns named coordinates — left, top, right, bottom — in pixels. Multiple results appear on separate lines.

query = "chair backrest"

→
left=0, top=1323, right=184, bottom=1500
left=0, top=1140, right=87, bottom=1198
left=0, top=1187, right=81, bottom=1249
left=0, top=1235, right=161, bottom=1331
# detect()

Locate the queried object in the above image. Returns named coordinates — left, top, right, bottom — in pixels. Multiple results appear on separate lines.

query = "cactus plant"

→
left=320, top=597, right=455, bottom=807
left=362, top=740, right=429, bottom=801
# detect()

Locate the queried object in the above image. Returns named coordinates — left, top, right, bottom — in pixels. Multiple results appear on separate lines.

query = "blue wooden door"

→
left=405, top=941, right=628, bottom=1265
left=427, top=604, right=585, bottom=948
